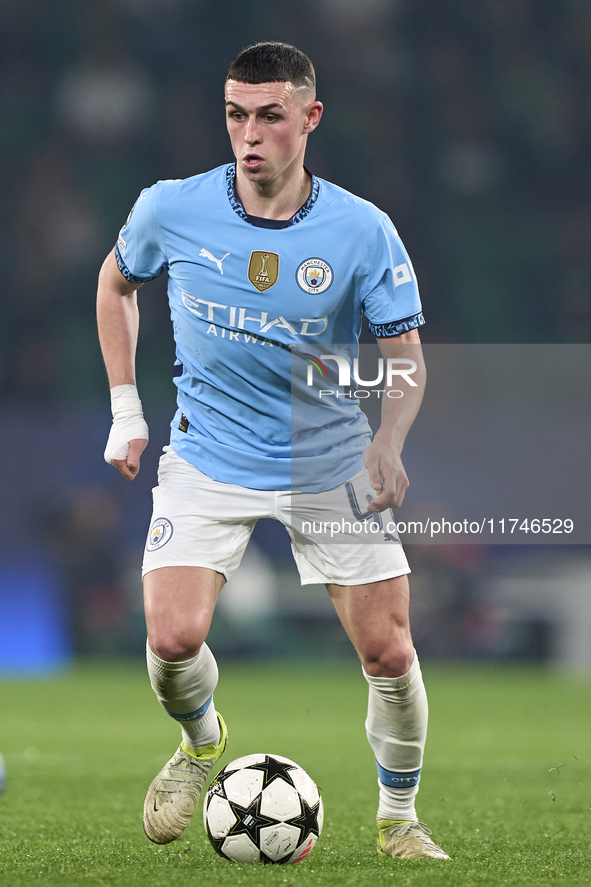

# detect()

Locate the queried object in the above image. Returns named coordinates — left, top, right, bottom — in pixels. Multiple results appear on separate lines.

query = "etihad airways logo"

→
left=181, top=290, right=328, bottom=337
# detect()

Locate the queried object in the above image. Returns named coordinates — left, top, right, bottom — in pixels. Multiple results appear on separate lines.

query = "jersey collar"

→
left=225, top=162, right=319, bottom=228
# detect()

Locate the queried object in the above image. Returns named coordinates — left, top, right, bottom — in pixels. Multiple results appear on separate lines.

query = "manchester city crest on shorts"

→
left=146, top=517, right=173, bottom=551
left=296, top=258, right=333, bottom=294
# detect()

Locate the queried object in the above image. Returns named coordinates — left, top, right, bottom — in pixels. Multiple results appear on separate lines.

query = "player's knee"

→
left=149, top=632, right=204, bottom=662
left=362, top=640, right=415, bottom=678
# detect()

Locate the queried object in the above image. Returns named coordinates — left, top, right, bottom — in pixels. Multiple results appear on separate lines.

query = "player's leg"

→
left=142, top=565, right=229, bottom=845
left=144, top=565, right=225, bottom=750
left=140, top=448, right=262, bottom=844
left=282, top=470, right=448, bottom=858
left=327, top=576, right=449, bottom=859
left=143, top=447, right=257, bottom=749
left=327, top=576, right=426, bottom=819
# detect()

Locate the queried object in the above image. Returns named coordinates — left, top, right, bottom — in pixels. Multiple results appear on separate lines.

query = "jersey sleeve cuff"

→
left=114, top=244, right=165, bottom=283
left=368, top=311, right=425, bottom=338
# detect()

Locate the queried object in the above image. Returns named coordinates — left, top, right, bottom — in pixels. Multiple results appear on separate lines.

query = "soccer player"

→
left=97, top=42, right=449, bottom=860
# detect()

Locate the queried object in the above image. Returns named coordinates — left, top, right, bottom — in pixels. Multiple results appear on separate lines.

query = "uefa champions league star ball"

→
left=204, top=753, right=323, bottom=864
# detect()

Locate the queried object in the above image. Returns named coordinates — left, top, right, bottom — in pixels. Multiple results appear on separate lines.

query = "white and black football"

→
left=203, top=753, right=323, bottom=864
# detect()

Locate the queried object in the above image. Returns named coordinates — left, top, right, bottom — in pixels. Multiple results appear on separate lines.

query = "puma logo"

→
left=199, top=248, right=230, bottom=275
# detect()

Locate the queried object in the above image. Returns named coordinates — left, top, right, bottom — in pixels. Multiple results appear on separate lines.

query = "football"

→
left=203, top=753, right=323, bottom=864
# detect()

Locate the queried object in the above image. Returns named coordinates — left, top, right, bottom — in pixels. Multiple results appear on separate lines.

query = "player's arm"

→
left=97, top=249, right=148, bottom=481
left=364, top=328, right=426, bottom=512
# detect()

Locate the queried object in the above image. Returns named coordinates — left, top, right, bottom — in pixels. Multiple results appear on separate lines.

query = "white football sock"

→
left=147, top=642, right=220, bottom=749
left=363, top=652, right=428, bottom=822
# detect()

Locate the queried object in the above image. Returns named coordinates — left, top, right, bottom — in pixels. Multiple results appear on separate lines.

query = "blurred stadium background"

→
left=1, top=0, right=590, bottom=675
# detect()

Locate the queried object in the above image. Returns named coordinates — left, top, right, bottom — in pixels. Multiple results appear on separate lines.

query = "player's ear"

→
left=303, top=101, right=323, bottom=133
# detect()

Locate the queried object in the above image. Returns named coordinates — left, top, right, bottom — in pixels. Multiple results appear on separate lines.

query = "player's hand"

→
left=364, top=435, right=409, bottom=511
left=110, top=437, right=148, bottom=481
left=104, top=384, right=149, bottom=481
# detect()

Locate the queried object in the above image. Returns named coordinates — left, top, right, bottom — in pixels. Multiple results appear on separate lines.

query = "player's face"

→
left=225, top=80, right=322, bottom=187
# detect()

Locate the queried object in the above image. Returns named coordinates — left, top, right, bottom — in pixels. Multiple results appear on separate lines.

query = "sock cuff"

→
left=376, top=761, right=422, bottom=787
left=165, top=694, right=213, bottom=721
left=146, top=641, right=208, bottom=678
left=362, top=651, right=420, bottom=693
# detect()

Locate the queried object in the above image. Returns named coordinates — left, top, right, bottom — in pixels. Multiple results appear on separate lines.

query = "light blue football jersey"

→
left=115, top=164, right=424, bottom=491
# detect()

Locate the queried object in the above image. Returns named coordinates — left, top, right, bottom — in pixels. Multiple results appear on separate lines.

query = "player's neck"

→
left=235, top=166, right=311, bottom=221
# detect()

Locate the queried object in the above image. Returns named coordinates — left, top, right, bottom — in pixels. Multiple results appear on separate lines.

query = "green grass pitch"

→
left=0, top=661, right=590, bottom=886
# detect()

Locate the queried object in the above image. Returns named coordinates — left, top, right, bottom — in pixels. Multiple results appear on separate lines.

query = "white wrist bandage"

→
left=104, top=384, right=149, bottom=464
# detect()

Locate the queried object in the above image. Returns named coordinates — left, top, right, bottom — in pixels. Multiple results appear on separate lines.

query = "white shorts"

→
left=142, top=447, right=410, bottom=586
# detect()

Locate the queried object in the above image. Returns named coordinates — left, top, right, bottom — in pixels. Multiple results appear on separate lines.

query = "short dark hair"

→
left=227, top=42, right=316, bottom=94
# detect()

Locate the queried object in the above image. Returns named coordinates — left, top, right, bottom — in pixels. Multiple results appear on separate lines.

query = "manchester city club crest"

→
left=146, top=517, right=174, bottom=551
left=306, top=265, right=325, bottom=288
left=296, top=257, right=333, bottom=294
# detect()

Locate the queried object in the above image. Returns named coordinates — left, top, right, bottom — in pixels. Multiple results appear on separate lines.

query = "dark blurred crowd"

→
left=1, top=0, right=590, bottom=408
left=1, top=0, right=589, bottom=663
